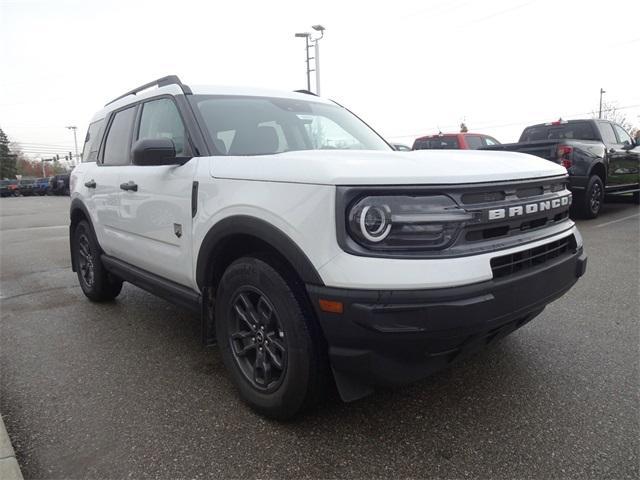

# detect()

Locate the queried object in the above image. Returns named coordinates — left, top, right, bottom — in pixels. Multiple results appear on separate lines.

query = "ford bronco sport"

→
left=70, top=75, right=587, bottom=419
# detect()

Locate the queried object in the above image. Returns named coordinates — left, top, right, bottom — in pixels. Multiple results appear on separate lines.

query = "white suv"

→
left=70, top=75, right=587, bottom=419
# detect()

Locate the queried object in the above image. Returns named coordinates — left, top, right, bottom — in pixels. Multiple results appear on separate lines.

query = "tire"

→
left=72, top=220, right=123, bottom=301
left=632, top=191, right=640, bottom=204
left=575, top=175, right=604, bottom=219
left=215, top=256, right=328, bottom=420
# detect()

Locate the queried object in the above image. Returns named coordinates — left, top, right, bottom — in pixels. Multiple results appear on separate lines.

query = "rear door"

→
left=115, top=96, right=197, bottom=288
left=91, top=106, right=137, bottom=257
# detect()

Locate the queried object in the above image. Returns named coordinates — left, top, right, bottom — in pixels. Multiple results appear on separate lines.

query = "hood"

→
left=209, top=149, right=566, bottom=185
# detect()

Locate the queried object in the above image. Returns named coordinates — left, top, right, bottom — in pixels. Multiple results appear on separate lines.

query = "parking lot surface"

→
left=1, top=196, right=638, bottom=479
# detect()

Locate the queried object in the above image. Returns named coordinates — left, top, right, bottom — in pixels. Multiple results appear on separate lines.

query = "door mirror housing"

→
left=132, top=138, right=186, bottom=166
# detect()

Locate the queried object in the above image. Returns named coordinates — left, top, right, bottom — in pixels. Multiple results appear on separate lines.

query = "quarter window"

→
left=103, top=107, right=136, bottom=166
left=137, top=98, right=188, bottom=156
left=82, top=119, right=105, bottom=162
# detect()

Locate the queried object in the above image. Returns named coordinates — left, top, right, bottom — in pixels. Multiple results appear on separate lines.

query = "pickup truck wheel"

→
left=577, top=175, right=604, bottom=219
left=73, top=220, right=123, bottom=301
left=215, top=256, right=328, bottom=420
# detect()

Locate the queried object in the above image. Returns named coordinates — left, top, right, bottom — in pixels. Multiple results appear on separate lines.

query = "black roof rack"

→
left=293, top=89, right=318, bottom=96
left=105, top=75, right=192, bottom=106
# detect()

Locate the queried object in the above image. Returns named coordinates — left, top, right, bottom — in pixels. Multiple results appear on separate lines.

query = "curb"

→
left=0, top=414, right=24, bottom=480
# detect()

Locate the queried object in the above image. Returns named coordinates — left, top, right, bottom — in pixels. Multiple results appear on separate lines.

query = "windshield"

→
left=191, top=95, right=391, bottom=155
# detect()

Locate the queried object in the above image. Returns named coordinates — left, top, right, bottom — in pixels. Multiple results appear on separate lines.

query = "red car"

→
left=413, top=133, right=500, bottom=150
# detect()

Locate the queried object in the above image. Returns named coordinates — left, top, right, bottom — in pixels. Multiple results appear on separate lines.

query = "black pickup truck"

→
left=482, top=119, right=639, bottom=218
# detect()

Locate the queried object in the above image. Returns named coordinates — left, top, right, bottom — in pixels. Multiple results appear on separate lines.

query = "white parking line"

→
left=595, top=212, right=640, bottom=228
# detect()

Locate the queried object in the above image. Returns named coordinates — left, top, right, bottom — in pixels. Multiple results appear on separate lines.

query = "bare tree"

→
left=591, top=101, right=633, bottom=131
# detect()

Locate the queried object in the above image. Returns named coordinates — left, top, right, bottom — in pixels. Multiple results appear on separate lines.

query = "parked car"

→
left=32, top=177, right=51, bottom=195
left=413, top=132, right=501, bottom=150
left=3, top=179, right=20, bottom=196
left=50, top=174, right=70, bottom=195
left=70, top=75, right=586, bottom=419
left=18, top=178, right=37, bottom=196
left=482, top=119, right=640, bottom=218
left=1, top=180, right=16, bottom=197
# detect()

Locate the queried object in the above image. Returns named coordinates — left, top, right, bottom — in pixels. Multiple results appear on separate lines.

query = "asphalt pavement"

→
left=1, top=195, right=638, bottom=479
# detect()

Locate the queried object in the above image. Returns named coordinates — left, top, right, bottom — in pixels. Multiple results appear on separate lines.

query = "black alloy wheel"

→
left=228, top=287, right=287, bottom=392
left=76, top=230, right=96, bottom=289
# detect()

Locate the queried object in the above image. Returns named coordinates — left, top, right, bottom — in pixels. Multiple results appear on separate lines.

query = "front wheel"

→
left=215, top=256, right=328, bottom=420
left=575, top=175, right=604, bottom=219
left=72, top=220, right=123, bottom=301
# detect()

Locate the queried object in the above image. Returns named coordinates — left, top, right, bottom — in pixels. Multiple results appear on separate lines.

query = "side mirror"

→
left=132, top=138, right=182, bottom=166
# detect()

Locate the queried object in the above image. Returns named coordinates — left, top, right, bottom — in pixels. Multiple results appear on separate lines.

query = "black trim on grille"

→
left=490, top=235, right=577, bottom=279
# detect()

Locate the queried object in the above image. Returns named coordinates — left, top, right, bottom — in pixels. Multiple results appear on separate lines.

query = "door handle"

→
left=84, top=179, right=96, bottom=188
left=120, top=181, right=138, bottom=192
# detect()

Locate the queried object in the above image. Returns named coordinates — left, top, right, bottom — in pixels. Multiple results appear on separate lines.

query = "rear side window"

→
left=599, top=123, right=618, bottom=144
left=483, top=136, right=500, bottom=146
left=82, top=119, right=105, bottom=162
left=520, top=122, right=598, bottom=142
left=465, top=136, right=483, bottom=149
left=102, top=107, right=136, bottom=166
left=413, top=136, right=459, bottom=150
left=137, top=98, right=188, bottom=156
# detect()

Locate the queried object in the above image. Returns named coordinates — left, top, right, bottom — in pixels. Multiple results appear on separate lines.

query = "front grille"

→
left=490, top=235, right=576, bottom=279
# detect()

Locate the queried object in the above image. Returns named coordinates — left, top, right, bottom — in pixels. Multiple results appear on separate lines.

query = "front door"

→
left=609, top=124, right=640, bottom=189
left=115, top=97, right=197, bottom=289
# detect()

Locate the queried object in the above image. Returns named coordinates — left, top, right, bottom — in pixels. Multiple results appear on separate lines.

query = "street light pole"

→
left=66, top=126, right=79, bottom=165
left=295, top=25, right=325, bottom=95
left=311, top=25, right=325, bottom=96
left=294, top=32, right=312, bottom=92
left=599, top=88, right=606, bottom=119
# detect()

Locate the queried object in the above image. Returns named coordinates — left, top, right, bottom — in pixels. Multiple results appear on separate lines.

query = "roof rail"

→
left=105, top=75, right=192, bottom=106
left=293, top=89, right=318, bottom=96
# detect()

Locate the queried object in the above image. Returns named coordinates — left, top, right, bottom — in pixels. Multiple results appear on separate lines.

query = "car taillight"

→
left=557, top=145, right=573, bottom=169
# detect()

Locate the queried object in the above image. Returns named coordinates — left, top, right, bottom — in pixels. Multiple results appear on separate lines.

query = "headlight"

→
left=347, top=195, right=472, bottom=251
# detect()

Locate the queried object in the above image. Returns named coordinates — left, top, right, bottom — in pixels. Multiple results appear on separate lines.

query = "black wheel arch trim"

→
left=195, top=215, right=325, bottom=289
left=69, top=198, right=94, bottom=272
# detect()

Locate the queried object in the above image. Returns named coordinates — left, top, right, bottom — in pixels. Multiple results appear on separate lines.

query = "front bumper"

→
left=307, top=247, right=587, bottom=399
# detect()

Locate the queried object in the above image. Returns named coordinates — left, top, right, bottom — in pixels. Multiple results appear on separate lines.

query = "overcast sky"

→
left=1, top=0, right=639, bottom=159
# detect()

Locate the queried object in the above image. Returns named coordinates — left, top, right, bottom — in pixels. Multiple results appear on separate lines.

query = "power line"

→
left=386, top=103, right=640, bottom=139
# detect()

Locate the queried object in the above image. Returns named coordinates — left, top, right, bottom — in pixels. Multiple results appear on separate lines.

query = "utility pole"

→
left=599, top=88, right=606, bottom=119
left=66, top=126, right=79, bottom=165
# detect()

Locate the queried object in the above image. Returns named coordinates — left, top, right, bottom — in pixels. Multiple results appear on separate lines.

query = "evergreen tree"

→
left=0, top=127, right=18, bottom=179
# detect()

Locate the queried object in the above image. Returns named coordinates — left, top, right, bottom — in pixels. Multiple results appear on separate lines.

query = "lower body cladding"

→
left=307, top=240, right=587, bottom=401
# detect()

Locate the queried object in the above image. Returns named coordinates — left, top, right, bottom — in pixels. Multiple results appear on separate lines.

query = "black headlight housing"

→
left=337, top=186, right=475, bottom=258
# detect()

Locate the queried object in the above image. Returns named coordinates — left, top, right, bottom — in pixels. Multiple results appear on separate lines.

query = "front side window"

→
left=483, top=136, right=499, bottom=146
left=82, top=119, right=105, bottom=162
left=613, top=124, right=632, bottom=146
left=137, top=98, right=188, bottom=156
left=103, top=107, right=136, bottom=166
left=191, top=95, right=391, bottom=156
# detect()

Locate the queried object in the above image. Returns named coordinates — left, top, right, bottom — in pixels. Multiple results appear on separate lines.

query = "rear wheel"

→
left=215, top=256, right=328, bottom=420
left=73, top=220, right=123, bottom=301
left=632, top=191, right=640, bottom=204
left=575, top=175, right=604, bottom=219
